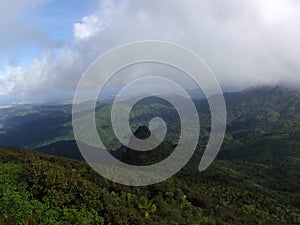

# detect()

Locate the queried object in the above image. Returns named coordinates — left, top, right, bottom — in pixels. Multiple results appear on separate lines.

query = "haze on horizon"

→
left=0, top=0, right=300, bottom=104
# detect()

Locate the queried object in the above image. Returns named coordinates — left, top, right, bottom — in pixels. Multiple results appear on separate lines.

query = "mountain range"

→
left=0, top=85, right=299, bottom=224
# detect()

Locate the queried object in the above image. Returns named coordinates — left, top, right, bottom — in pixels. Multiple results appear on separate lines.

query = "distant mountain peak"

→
left=134, top=126, right=151, bottom=140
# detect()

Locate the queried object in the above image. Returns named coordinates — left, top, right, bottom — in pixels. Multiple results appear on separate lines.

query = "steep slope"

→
left=0, top=146, right=299, bottom=224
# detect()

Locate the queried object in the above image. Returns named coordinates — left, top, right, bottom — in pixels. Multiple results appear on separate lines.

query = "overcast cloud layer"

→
left=0, top=0, right=300, bottom=98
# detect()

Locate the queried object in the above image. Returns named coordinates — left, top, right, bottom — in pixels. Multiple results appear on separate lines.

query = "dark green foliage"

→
left=0, top=147, right=299, bottom=224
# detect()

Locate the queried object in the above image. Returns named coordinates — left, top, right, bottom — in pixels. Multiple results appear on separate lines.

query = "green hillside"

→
left=0, top=146, right=299, bottom=225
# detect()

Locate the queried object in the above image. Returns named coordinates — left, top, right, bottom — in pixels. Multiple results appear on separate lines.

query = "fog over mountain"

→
left=0, top=0, right=300, bottom=102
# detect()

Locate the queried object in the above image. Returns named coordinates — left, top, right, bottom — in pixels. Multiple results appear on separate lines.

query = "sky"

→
left=0, top=0, right=300, bottom=103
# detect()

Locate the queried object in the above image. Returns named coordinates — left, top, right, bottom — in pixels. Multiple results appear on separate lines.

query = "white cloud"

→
left=74, top=0, right=115, bottom=41
left=1, top=0, right=300, bottom=98
left=74, top=15, right=108, bottom=40
left=74, top=15, right=100, bottom=40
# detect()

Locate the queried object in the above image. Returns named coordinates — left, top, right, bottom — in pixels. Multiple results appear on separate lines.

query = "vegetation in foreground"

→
left=0, top=146, right=299, bottom=224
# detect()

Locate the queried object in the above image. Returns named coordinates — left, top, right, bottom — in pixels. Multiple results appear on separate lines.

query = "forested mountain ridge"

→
left=0, top=85, right=299, bottom=152
left=225, top=86, right=300, bottom=132
left=0, top=86, right=299, bottom=224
